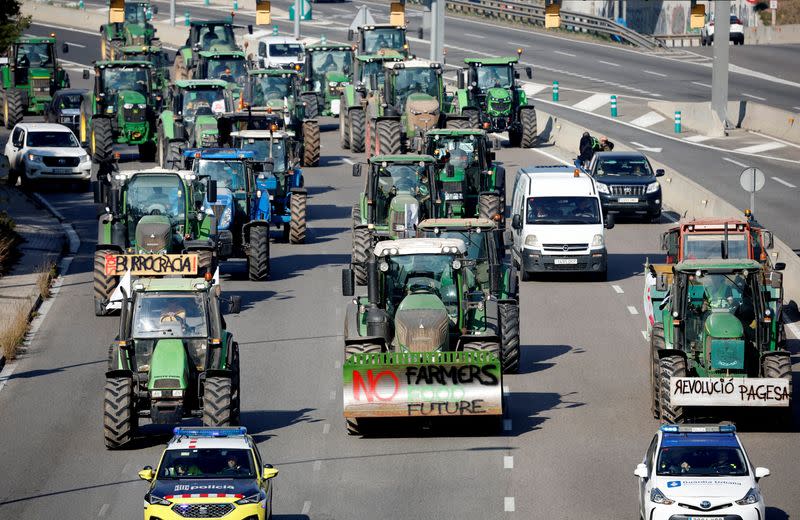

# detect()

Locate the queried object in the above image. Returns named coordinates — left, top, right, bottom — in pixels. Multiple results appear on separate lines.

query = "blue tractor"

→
left=184, top=148, right=272, bottom=280
left=230, top=129, right=307, bottom=244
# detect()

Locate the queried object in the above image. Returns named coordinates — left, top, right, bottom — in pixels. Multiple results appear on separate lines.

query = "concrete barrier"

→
left=745, top=24, right=800, bottom=45
left=535, top=107, right=800, bottom=309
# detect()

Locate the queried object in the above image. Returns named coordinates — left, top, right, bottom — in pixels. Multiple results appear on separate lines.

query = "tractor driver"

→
left=478, top=67, right=503, bottom=90
left=145, top=186, right=174, bottom=215
left=374, top=34, right=390, bottom=52
left=319, top=53, right=338, bottom=73
left=202, top=28, right=219, bottom=49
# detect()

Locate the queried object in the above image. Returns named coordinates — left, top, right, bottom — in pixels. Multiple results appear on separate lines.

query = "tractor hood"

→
left=136, top=214, right=172, bottom=253
left=29, top=67, right=53, bottom=79
left=116, top=89, right=147, bottom=108
left=147, top=339, right=189, bottom=391
left=704, top=311, right=744, bottom=339
left=194, top=115, right=220, bottom=146
left=206, top=42, right=238, bottom=53
left=486, top=87, right=512, bottom=115
left=394, top=291, right=449, bottom=352
left=388, top=192, right=420, bottom=238
left=325, top=71, right=348, bottom=84
left=406, top=93, right=440, bottom=132
left=206, top=187, right=234, bottom=231
left=151, top=479, right=260, bottom=501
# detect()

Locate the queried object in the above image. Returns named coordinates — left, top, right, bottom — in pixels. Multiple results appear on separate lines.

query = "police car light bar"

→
left=173, top=427, right=248, bottom=437
left=660, top=424, right=736, bottom=434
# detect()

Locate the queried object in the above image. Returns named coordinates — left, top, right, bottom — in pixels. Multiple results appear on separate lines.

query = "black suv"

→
left=43, top=89, right=86, bottom=136
left=587, top=151, right=664, bottom=222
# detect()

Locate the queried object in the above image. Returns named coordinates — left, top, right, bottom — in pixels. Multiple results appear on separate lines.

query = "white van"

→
left=243, top=32, right=305, bottom=69
left=509, top=165, right=614, bottom=281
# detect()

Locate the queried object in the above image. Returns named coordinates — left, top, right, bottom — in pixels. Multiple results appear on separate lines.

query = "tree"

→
left=0, top=0, right=31, bottom=52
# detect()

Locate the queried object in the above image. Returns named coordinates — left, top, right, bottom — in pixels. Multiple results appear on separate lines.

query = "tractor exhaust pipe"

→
left=367, top=254, right=379, bottom=306
left=119, top=286, right=129, bottom=340
left=365, top=253, right=390, bottom=343
left=722, top=222, right=729, bottom=259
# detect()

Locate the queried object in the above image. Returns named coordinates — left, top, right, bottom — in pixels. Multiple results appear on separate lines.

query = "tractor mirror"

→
left=173, top=125, right=186, bottom=142
left=248, top=24, right=253, bottom=34
left=138, top=466, right=155, bottom=482
left=109, top=188, right=121, bottom=213
left=489, top=151, right=496, bottom=161
left=511, top=214, right=522, bottom=230
left=342, top=268, right=355, bottom=296
left=655, top=168, right=665, bottom=177
left=262, top=159, right=275, bottom=173
left=152, top=5, right=158, bottom=14
left=226, top=295, right=242, bottom=314
left=514, top=70, right=520, bottom=79
left=604, top=213, right=615, bottom=229
left=82, top=69, right=90, bottom=80
left=352, top=163, right=362, bottom=177
left=763, top=231, right=774, bottom=249
left=503, top=228, right=513, bottom=244
left=507, top=266, right=518, bottom=296
left=773, top=262, right=785, bottom=272
left=456, top=68, right=465, bottom=89
left=659, top=232, right=668, bottom=251
left=368, top=74, right=378, bottom=92
left=525, top=66, right=532, bottom=79
left=62, top=43, right=69, bottom=54
left=347, top=29, right=354, bottom=41
left=258, top=42, right=267, bottom=57
left=207, top=179, right=218, bottom=203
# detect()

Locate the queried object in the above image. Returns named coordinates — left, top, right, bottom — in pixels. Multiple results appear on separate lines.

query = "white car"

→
left=701, top=15, right=745, bottom=45
left=635, top=424, right=769, bottom=520
left=5, top=123, right=91, bottom=189
left=244, top=33, right=305, bottom=70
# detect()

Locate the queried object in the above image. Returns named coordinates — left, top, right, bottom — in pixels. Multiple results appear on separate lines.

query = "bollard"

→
left=185, top=11, right=190, bottom=26
left=272, top=25, right=279, bottom=36
left=233, top=0, right=238, bottom=10
left=204, top=0, right=209, bottom=5
left=674, top=110, right=682, bottom=133
left=79, top=0, right=84, bottom=9
left=552, top=80, right=559, bottom=102
left=610, top=95, right=618, bottom=117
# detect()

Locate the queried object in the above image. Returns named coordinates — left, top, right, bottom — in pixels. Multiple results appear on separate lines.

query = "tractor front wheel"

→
left=339, top=99, right=350, bottom=149
left=104, top=377, right=137, bottom=449
left=302, top=93, right=319, bottom=119
left=203, top=377, right=234, bottom=426
left=94, top=249, right=117, bottom=316
left=658, top=354, right=686, bottom=423
left=4, top=89, right=24, bottom=129
left=499, top=303, right=520, bottom=374
left=349, top=108, right=366, bottom=153
left=519, top=108, right=538, bottom=148
left=376, top=119, right=402, bottom=155
left=352, top=226, right=371, bottom=286
left=649, top=324, right=665, bottom=419
left=289, top=191, right=307, bottom=244
left=247, top=224, right=270, bottom=281
left=92, top=118, right=115, bottom=164
left=302, top=120, right=320, bottom=167
left=462, top=108, right=479, bottom=128
left=762, top=353, right=792, bottom=427
left=462, top=341, right=501, bottom=358
left=446, top=118, right=470, bottom=130
left=479, top=193, right=502, bottom=221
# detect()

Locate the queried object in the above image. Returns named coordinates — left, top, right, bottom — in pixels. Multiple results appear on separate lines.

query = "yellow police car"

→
left=139, top=427, right=278, bottom=520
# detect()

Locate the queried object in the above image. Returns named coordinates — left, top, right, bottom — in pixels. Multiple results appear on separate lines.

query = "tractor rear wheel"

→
left=763, top=353, right=792, bottom=427
left=247, top=224, right=270, bottom=281
left=162, top=140, right=182, bottom=170
left=519, top=108, right=538, bottom=148
left=138, top=141, right=156, bottom=163
left=376, top=119, right=402, bottom=155
left=339, top=99, right=350, bottom=149
left=4, top=89, right=24, bottom=129
left=499, top=303, right=520, bottom=374
left=203, top=377, right=234, bottom=426
left=658, top=354, right=686, bottom=423
left=289, top=191, right=307, bottom=244
left=302, top=120, right=320, bottom=167
left=462, top=341, right=501, bottom=358
left=479, top=193, right=502, bottom=221
left=349, top=108, right=366, bottom=153
left=352, top=226, right=371, bottom=286
left=94, top=249, right=116, bottom=316
left=446, top=118, right=470, bottom=129
left=231, top=344, right=241, bottom=425
left=649, top=324, right=665, bottom=419
left=462, top=108, right=480, bottom=129
left=104, top=377, right=137, bottom=449
left=302, top=93, right=318, bottom=119
left=92, top=117, right=115, bottom=164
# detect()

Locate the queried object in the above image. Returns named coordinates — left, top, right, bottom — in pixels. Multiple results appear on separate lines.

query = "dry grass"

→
left=36, top=262, right=57, bottom=300
left=0, top=211, right=20, bottom=275
left=0, top=302, right=29, bottom=361
left=758, top=0, right=800, bottom=25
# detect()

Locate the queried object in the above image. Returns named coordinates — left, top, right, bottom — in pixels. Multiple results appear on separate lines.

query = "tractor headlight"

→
left=591, top=234, right=604, bottom=247
left=329, top=81, right=338, bottom=87
left=219, top=206, right=232, bottom=229
left=524, top=234, right=539, bottom=247
left=145, top=493, right=171, bottom=506
left=735, top=488, right=761, bottom=505
left=105, top=105, right=115, bottom=114
left=137, top=103, right=146, bottom=109
left=650, top=488, right=674, bottom=505
left=596, top=182, right=609, bottom=194
left=123, top=103, right=134, bottom=109
left=646, top=181, right=660, bottom=194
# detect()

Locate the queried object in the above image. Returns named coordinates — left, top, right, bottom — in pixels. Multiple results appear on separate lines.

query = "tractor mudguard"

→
left=289, top=186, right=307, bottom=195
left=484, top=299, right=500, bottom=333
left=95, top=243, right=124, bottom=253
left=761, top=349, right=791, bottom=360
left=106, top=368, right=134, bottom=378
left=184, top=239, right=216, bottom=252
left=518, top=90, right=528, bottom=106
left=342, top=85, right=358, bottom=108
left=241, top=220, right=270, bottom=246
left=343, top=303, right=385, bottom=344
left=458, top=333, right=501, bottom=349
left=374, top=114, right=401, bottom=122
left=204, top=368, right=233, bottom=379
left=656, top=347, right=686, bottom=360
left=159, top=111, right=178, bottom=140
left=455, top=90, right=470, bottom=112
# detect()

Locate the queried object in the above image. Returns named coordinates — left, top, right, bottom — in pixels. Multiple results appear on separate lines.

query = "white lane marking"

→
left=97, top=504, right=109, bottom=517
left=630, top=111, right=666, bottom=128
left=503, top=419, right=512, bottom=431
left=323, top=423, right=331, bottom=434
left=66, top=41, right=86, bottom=48
left=342, top=157, right=354, bottom=165
left=554, top=50, right=576, bottom=57
left=612, top=284, right=624, bottom=294
left=643, top=70, right=667, bottom=77
left=683, top=134, right=714, bottom=143
left=722, top=157, right=749, bottom=167
left=742, top=92, right=767, bottom=101
left=522, top=83, right=549, bottom=96
left=630, top=141, right=662, bottom=153
left=691, top=81, right=712, bottom=88
left=627, top=306, right=639, bottom=315
left=504, top=456, right=514, bottom=469
left=772, top=176, right=797, bottom=188
left=572, top=93, right=610, bottom=112
left=471, top=34, right=486, bottom=39
left=531, top=147, right=572, bottom=166
left=329, top=6, right=350, bottom=12
left=737, top=141, right=786, bottom=154
left=313, top=460, right=322, bottom=472
left=641, top=330, right=648, bottom=341
left=504, top=497, right=516, bottom=512
left=329, top=390, right=336, bottom=400
left=509, top=42, right=527, bottom=48
left=334, top=360, right=341, bottom=369
left=598, top=59, right=620, bottom=67
left=301, top=501, right=311, bottom=515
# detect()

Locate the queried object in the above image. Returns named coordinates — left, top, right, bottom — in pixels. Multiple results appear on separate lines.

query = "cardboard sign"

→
left=671, top=377, right=790, bottom=407
left=104, top=253, right=198, bottom=276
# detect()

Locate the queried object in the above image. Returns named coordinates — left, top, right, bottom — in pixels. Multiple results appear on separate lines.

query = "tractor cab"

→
left=192, top=51, right=248, bottom=96
left=353, top=52, right=404, bottom=89
left=243, top=69, right=299, bottom=111
left=351, top=24, right=409, bottom=58
left=301, top=41, right=353, bottom=116
left=187, top=20, right=239, bottom=53
left=100, top=1, right=158, bottom=59
left=383, top=60, right=444, bottom=121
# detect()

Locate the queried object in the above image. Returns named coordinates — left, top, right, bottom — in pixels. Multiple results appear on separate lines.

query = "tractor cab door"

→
left=13, top=44, right=30, bottom=86
left=662, top=228, right=680, bottom=263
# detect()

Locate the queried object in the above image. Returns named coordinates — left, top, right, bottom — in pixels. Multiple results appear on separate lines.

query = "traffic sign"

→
left=739, top=167, right=765, bottom=193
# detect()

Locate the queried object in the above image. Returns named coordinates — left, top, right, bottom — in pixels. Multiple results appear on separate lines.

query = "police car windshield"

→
left=160, top=448, right=255, bottom=479
left=526, top=196, right=600, bottom=225
left=198, top=160, right=247, bottom=191
left=132, top=294, right=208, bottom=339
left=656, top=446, right=748, bottom=477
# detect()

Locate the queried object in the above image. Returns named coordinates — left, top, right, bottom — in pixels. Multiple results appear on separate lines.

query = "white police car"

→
left=634, top=424, right=769, bottom=520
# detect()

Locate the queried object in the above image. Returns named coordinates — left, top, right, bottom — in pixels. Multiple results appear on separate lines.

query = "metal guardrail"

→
left=409, top=0, right=660, bottom=50
left=654, top=34, right=702, bottom=48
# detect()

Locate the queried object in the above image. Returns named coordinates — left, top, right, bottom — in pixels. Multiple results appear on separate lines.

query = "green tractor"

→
left=156, top=79, right=236, bottom=168
left=118, top=43, right=171, bottom=94
left=2, top=36, right=71, bottom=129
left=104, top=276, right=242, bottom=448
left=348, top=24, right=410, bottom=58
left=645, top=259, right=791, bottom=423
left=340, top=238, right=504, bottom=435
left=339, top=51, right=405, bottom=153
left=418, top=218, right=520, bottom=373
left=423, top=129, right=506, bottom=225
left=364, top=60, right=467, bottom=156
left=190, top=50, right=249, bottom=102
left=239, top=69, right=320, bottom=167
left=173, top=19, right=245, bottom=81
left=453, top=56, right=537, bottom=148
left=350, top=154, right=439, bottom=285
left=99, top=0, right=158, bottom=60
left=93, top=168, right=218, bottom=316
left=79, top=60, right=159, bottom=163
left=300, top=41, right=353, bottom=118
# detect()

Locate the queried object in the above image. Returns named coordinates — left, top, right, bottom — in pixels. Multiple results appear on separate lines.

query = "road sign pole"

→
left=294, top=0, right=301, bottom=38
left=711, top=0, right=730, bottom=133
left=170, top=0, right=175, bottom=26
left=429, top=0, right=444, bottom=63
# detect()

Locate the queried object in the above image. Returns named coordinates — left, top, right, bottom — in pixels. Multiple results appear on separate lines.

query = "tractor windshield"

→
left=526, top=196, right=600, bottom=225
left=235, top=137, right=288, bottom=173
left=124, top=3, right=149, bottom=24
left=383, top=253, right=459, bottom=318
left=126, top=174, right=187, bottom=223
left=182, top=87, right=229, bottom=117
left=310, top=50, right=352, bottom=89
left=656, top=446, right=748, bottom=477
left=373, top=163, right=432, bottom=224
left=15, top=43, right=55, bottom=68
left=362, top=28, right=406, bottom=54
left=476, top=64, right=513, bottom=90
left=428, top=231, right=488, bottom=262
left=132, top=293, right=208, bottom=339
left=160, top=448, right=255, bottom=479
left=359, top=60, right=387, bottom=85
left=684, top=234, right=749, bottom=260
left=394, top=68, right=439, bottom=109
left=197, top=160, right=247, bottom=191
left=198, top=25, right=236, bottom=50
left=249, top=74, right=292, bottom=105
left=101, top=66, right=150, bottom=94
left=206, top=57, right=247, bottom=85
left=270, top=42, right=303, bottom=57
left=430, top=134, right=482, bottom=169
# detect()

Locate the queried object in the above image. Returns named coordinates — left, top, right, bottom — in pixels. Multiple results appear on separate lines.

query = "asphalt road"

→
left=0, top=11, right=798, bottom=520
left=691, top=43, right=800, bottom=85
